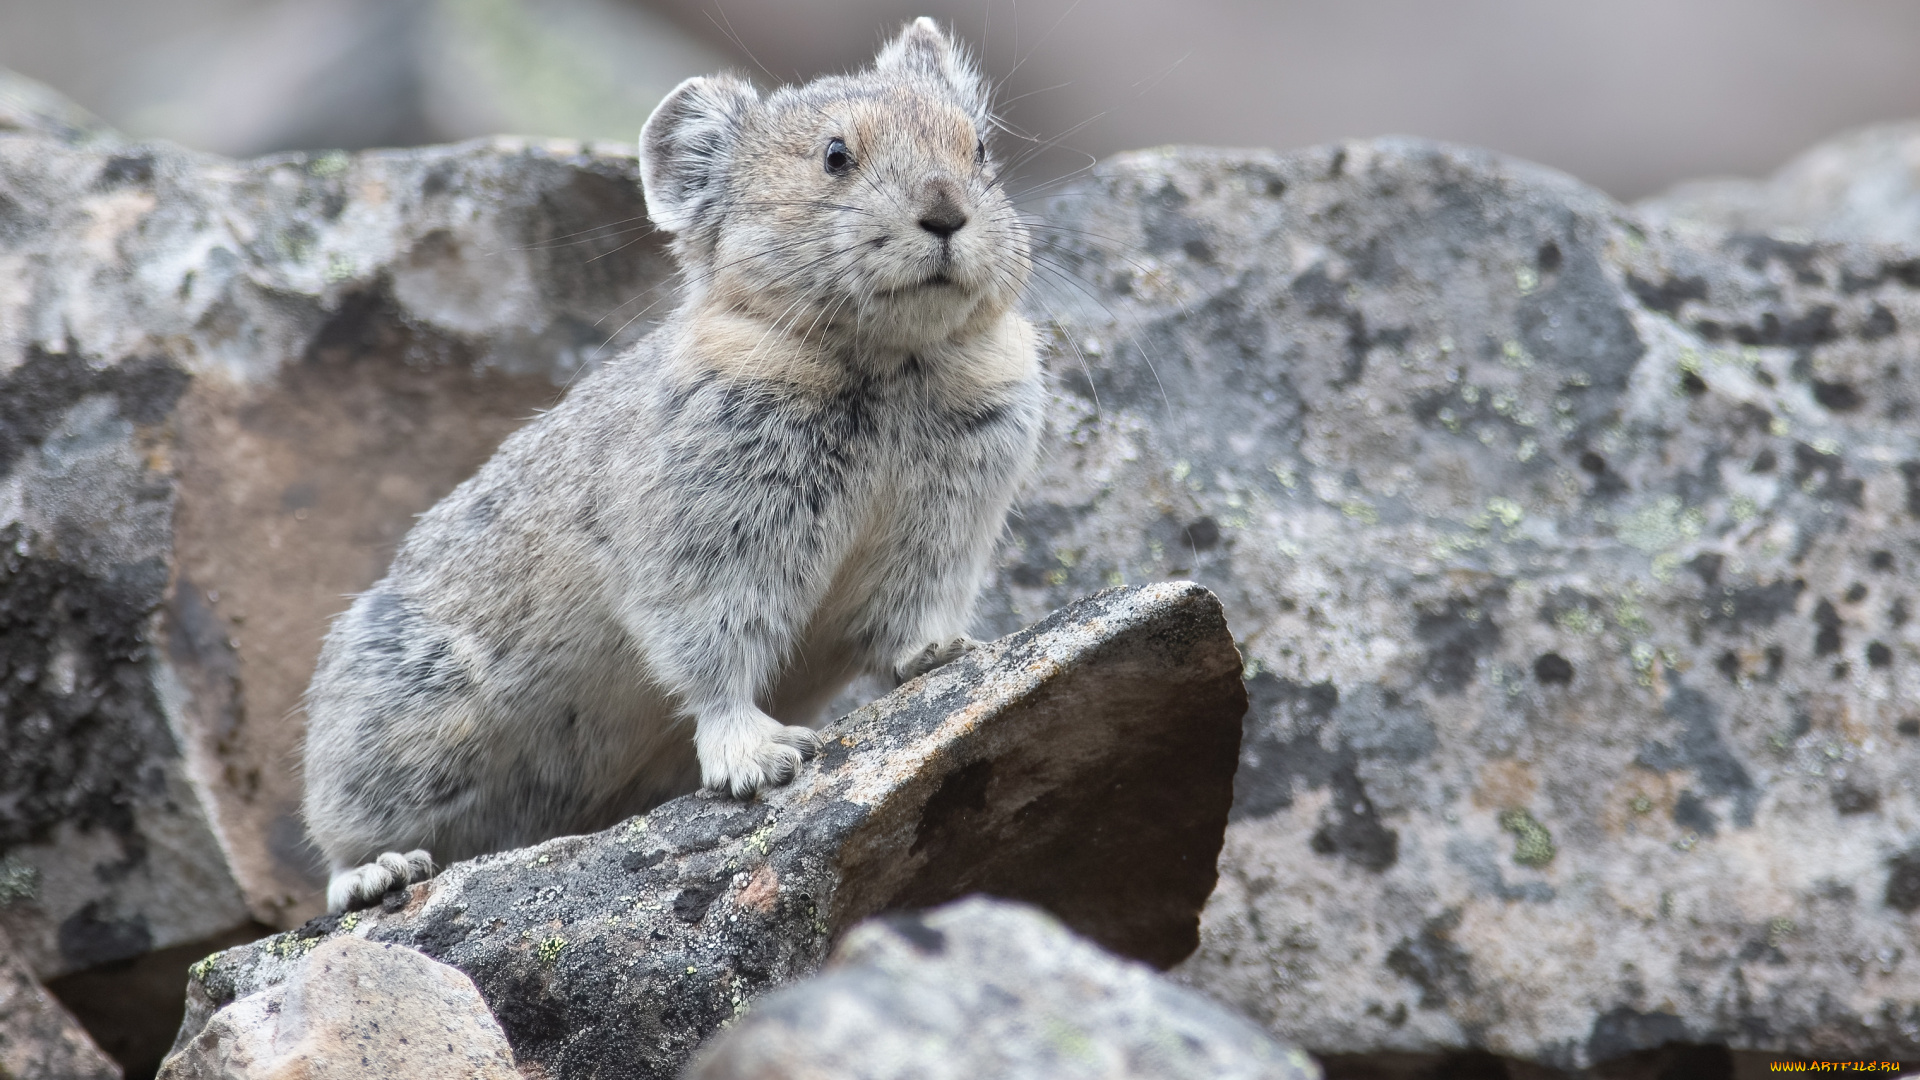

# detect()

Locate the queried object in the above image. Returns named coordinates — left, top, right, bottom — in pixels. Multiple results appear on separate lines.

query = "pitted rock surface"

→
left=965, top=139, right=1920, bottom=1068
left=173, top=583, right=1247, bottom=1079
left=685, top=897, right=1321, bottom=1080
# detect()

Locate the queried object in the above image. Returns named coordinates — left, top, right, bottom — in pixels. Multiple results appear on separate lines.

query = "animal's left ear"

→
left=875, top=17, right=986, bottom=119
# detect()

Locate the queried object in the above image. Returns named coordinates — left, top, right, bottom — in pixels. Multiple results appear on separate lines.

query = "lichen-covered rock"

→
left=175, top=583, right=1246, bottom=1080
left=1639, top=121, right=1920, bottom=247
left=157, top=937, right=517, bottom=1080
left=0, top=78, right=672, bottom=968
left=974, top=139, right=1920, bottom=1068
left=0, top=925, right=121, bottom=1080
left=684, top=896, right=1321, bottom=1080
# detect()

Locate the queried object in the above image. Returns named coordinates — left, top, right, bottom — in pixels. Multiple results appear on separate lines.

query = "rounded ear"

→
left=640, top=75, right=759, bottom=235
left=875, top=17, right=985, bottom=118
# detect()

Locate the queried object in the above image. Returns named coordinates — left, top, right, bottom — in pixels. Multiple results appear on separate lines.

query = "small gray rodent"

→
left=301, top=18, right=1045, bottom=912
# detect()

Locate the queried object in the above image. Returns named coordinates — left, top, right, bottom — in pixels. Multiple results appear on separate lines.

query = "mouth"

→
left=877, top=272, right=959, bottom=300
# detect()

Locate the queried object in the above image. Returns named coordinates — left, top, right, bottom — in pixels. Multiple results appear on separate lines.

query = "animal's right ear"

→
left=875, top=18, right=985, bottom=120
left=640, top=75, right=759, bottom=235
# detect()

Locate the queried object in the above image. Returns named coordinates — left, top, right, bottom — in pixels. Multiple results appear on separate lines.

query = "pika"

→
left=301, top=19, right=1044, bottom=913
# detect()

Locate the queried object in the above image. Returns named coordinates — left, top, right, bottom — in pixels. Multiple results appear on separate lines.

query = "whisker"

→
left=706, top=4, right=781, bottom=85
left=993, top=79, right=1075, bottom=110
left=998, top=0, right=1085, bottom=89
left=512, top=214, right=656, bottom=248
left=583, top=229, right=660, bottom=265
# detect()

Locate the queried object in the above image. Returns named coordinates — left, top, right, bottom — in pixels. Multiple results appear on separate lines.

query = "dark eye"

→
left=824, top=138, right=853, bottom=174
left=974, top=138, right=986, bottom=165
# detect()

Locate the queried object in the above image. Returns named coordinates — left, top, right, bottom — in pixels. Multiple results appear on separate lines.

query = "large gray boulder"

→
left=174, top=583, right=1247, bottom=1079
left=684, top=897, right=1321, bottom=1080
left=981, top=139, right=1920, bottom=1069
left=1640, top=121, right=1920, bottom=247
left=0, top=65, right=671, bottom=979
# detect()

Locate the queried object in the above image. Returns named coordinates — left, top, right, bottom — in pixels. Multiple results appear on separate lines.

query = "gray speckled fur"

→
left=302, top=19, right=1043, bottom=911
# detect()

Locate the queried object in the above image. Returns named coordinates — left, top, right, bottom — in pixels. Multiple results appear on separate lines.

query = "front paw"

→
left=696, top=709, right=824, bottom=798
left=891, top=635, right=982, bottom=685
left=326, top=849, right=437, bottom=913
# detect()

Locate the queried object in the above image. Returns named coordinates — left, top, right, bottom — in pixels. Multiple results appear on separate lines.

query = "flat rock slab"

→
left=177, top=582, right=1246, bottom=1079
left=159, top=937, right=516, bottom=1080
left=686, top=897, right=1322, bottom=1080
left=970, top=139, right=1920, bottom=1068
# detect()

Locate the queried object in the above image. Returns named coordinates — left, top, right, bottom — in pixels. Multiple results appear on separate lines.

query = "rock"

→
left=1638, top=121, right=1920, bottom=246
left=974, top=139, right=1920, bottom=1068
left=175, top=582, right=1246, bottom=1079
left=157, top=936, right=516, bottom=1080
left=0, top=925, right=121, bottom=1080
left=0, top=82, right=673, bottom=974
left=683, top=896, right=1321, bottom=1080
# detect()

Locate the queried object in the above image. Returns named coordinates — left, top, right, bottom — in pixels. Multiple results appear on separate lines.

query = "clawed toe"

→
left=701, top=712, right=823, bottom=799
left=328, top=849, right=437, bottom=913
left=892, top=635, right=981, bottom=684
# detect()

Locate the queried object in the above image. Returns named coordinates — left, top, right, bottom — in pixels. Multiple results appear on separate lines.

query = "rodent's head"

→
left=640, top=18, right=1029, bottom=352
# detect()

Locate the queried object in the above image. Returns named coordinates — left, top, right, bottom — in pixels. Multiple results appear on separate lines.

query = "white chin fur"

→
left=854, top=286, right=982, bottom=349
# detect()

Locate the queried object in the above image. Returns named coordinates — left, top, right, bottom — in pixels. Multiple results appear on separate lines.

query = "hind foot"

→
left=892, top=635, right=982, bottom=685
left=327, top=849, right=437, bottom=913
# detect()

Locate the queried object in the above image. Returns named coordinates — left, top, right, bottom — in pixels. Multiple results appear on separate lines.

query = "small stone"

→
left=157, top=937, right=516, bottom=1080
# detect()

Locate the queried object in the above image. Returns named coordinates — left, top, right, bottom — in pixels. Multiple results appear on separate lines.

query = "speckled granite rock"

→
left=683, top=895, right=1328, bottom=1076
left=0, top=925, right=121, bottom=1080
left=684, top=896, right=1321, bottom=1080
left=1639, top=121, right=1920, bottom=247
left=158, top=937, right=517, bottom=1080
left=174, top=583, right=1246, bottom=1080
left=970, top=139, right=1920, bottom=1069
left=0, top=72, right=671, bottom=969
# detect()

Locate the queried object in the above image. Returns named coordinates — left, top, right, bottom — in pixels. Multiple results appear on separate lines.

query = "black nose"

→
left=919, top=205, right=967, bottom=238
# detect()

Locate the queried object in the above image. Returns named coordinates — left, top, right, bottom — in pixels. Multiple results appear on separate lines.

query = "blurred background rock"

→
left=3, top=0, right=1919, bottom=200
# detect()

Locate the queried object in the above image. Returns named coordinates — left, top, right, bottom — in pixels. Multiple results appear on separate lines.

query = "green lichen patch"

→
left=262, top=927, right=331, bottom=962
left=1499, top=809, right=1557, bottom=867
left=0, top=855, right=39, bottom=904
left=187, top=951, right=221, bottom=982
